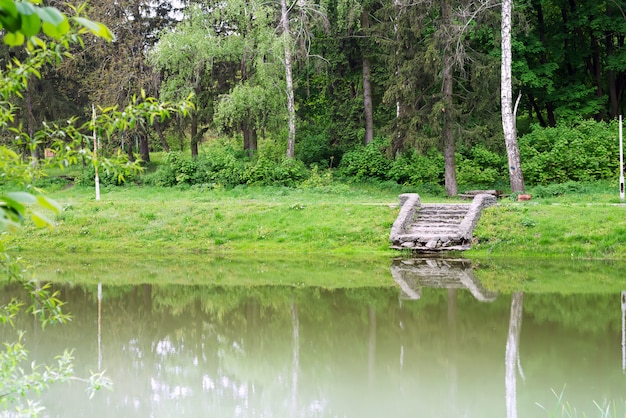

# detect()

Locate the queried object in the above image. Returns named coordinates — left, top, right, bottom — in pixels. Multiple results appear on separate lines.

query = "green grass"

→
left=469, top=200, right=626, bottom=259
left=5, top=179, right=626, bottom=261
left=6, top=183, right=404, bottom=255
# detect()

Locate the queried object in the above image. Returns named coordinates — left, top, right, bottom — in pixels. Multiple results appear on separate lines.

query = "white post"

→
left=93, top=105, right=100, bottom=201
left=619, top=115, right=624, bottom=200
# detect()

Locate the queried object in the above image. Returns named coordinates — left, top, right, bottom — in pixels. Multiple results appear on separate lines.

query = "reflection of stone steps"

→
left=390, top=258, right=498, bottom=302
left=389, top=193, right=496, bottom=252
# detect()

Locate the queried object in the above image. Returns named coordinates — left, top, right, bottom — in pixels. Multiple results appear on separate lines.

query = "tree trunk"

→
left=155, top=121, right=170, bottom=153
left=190, top=112, right=199, bottom=158
left=591, top=34, right=605, bottom=120
left=26, top=85, right=39, bottom=164
left=501, top=0, right=525, bottom=193
left=281, top=0, right=296, bottom=159
left=362, top=9, right=374, bottom=145
left=441, top=0, right=457, bottom=197
left=362, top=56, right=374, bottom=145
left=242, top=114, right=258, bottom=157
left=139, top=130, right=150, bottom=163
left=126, top=138, right=135, bottom=162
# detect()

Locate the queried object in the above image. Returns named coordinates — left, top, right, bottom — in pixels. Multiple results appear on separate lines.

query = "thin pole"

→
left=98, top=282, right=102, bottom=371
left=622, top=291, right=625, bottom=372
left=92, top=105, right=100, bottom=201
left=619, top=115, right=624, bottom=200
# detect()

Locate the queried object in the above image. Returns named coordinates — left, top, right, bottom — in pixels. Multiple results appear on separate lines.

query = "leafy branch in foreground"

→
left=0, top=2, right=184, bottom=416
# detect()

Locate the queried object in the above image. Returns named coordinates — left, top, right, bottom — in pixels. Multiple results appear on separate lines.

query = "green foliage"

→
left=339, top=137, right=392, bottom=181
left=456, top=145, right=507, bottom=187
left=532, top=181, right=584, bottom=198
left=388, top=148, right=444, bottom=185
left=520, top=120, right=618, bottom=185
left=0, top=0, right=113, bottom=47
left=144, top=140, right=310, bottom=188
left=244, top=154, right=309, bottom=187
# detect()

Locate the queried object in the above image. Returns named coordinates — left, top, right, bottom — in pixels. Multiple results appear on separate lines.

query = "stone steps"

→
left=389, top=193, right=497, bottom=252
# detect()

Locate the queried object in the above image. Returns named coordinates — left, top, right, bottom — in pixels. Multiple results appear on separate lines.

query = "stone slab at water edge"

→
left=389, top=193, right=497, bottom=252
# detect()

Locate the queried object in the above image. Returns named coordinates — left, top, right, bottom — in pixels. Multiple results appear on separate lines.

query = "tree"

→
left=280, top=0, right=297, bottom=158
left=440, top=0, right=459, bottom=196
left=501, top=0, right=525, bottom=193
left=149, top=5, right=218, bottom=157
left=75, top=0, right=181, bottom=162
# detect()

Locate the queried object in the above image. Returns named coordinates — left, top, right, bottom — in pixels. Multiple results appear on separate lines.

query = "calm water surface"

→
left=3, top=258, right=626, bottom=417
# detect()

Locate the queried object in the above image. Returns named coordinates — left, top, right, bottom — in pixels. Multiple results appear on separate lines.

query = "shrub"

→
left=531, top=181, right=584, bottom=198
left=519, top=120, right=618, bottom=185
left=388, top=148, right=444, bottom=185
left=456, top=145, right=507, bottom=187
left=338, top=137, right=392, bottom=181
left=75, top=163, right=139, bottom=187
left=244, top=156, right=309, bottom=187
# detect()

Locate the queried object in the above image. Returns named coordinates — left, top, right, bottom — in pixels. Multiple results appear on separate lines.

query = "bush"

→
left=519, top=120, right=618, bottom=185
left=531, top=181, right=584, bottom=198
left=142, top=139, right=310, bottom=188
left=456, top=145, right=507, bottom=187
left=75, top=163, right=139, bottom=187
left=244, top=156, right=309, bottom=187
left=338, top=137, right=392, bottom=181
left=388, top=148, right=444, bottom=185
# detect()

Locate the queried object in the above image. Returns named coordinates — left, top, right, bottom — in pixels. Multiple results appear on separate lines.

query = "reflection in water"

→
left=291, top=302, right=299, bottom=415
left=505, top=292, right=524, bottom=418
left=390, top=258, right=498, bottom=302
left=623, top=291, right=626, bottom=372
left=1, top=260, right=625, bottom=417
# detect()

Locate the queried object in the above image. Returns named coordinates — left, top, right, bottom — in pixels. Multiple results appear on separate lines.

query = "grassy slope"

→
left=7, top=184, right=402, bottom=256
left=5, top=181, right=626, bottom=261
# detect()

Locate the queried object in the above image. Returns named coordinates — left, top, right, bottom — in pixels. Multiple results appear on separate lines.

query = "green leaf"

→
left=0, top=0, right=18, bottom=18
left=41, top=17, right=69, bottom=39
left=36, top=195, right=61, bottom=213
left=5, top=191, right=37, bottom=204
left=3, top=30, right=23, bottom=45
left=18, top=9, right=40, bottom=37
left=0, top=0, right=20, bottom=33
left=30, top=210, right=53, bottom=228
left=34, top=6, right=64, bottom=26
left=72, top=17, right=113, bottom=41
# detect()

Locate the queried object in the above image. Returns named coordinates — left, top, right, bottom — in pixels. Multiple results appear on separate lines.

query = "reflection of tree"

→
left=447, top=289, right=458, bottom=417
left=368, top=305, right=376, bottom=386
left=10, top=281, right=626, bottom=417
left=291, top=303, right=299, bottom=415
left=505, top=292, right=524, bottom=418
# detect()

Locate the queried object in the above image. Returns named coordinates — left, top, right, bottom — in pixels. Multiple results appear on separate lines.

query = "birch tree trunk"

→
left=501, top=0, right=525, bottom=193
left=281, top=0, right=297, bottom=159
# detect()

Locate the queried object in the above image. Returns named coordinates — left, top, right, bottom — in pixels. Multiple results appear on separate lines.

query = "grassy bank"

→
left=6, top=183, right=403, bottom=256
left=4, top=181, right=626, bottom=260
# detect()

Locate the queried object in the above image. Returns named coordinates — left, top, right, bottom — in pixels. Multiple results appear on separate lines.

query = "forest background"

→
left=3, top=0, right=626, bottom=196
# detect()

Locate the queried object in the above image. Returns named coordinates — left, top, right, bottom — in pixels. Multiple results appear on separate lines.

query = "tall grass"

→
left=536, top=388, right=625, bottom=418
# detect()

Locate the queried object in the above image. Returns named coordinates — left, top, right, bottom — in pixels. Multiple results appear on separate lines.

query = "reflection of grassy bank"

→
left=22, top=252, right=394, bottom=288
left=20, top=251, right=626, bottom=294
left=473, top=258, right=626, bottom=293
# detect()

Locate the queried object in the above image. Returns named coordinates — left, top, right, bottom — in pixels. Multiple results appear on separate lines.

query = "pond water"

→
left=2, top=257, right=626, bottom=417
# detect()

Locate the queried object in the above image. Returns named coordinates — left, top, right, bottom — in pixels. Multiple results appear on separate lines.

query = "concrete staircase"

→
left=389, top=193, right=497, bottom=252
